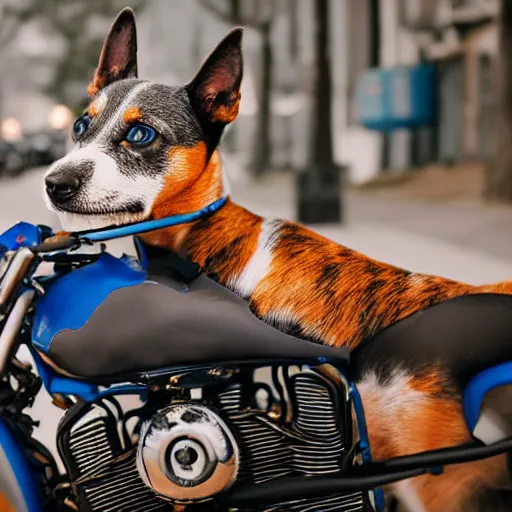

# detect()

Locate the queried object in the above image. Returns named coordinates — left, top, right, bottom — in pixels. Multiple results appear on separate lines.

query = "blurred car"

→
left=23, top=129, right=68, bottom=168
left=0, top=139, right=27, bottom=178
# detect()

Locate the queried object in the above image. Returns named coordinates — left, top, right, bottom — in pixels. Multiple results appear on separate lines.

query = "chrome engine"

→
left=138, top=404, right=239, bottom=502
left=58, top=365, right=369, bottom=511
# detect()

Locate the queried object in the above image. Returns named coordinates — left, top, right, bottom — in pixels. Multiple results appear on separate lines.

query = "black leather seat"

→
left=352, top=293, right=512, bottom=392
left=46, top=263, right=349, bottom=380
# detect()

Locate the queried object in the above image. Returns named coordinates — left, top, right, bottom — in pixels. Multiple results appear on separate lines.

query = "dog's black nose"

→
left=45, top=172, right=81, bottom=204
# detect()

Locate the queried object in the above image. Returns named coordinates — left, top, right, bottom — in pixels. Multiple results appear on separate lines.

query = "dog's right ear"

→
left=187, top=27, right=244, bottom=126
left=88, top=8, right=138, bottom=97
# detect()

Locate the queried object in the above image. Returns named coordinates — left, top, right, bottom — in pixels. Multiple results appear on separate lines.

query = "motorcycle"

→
left=1, top=209, right=512, bottom=512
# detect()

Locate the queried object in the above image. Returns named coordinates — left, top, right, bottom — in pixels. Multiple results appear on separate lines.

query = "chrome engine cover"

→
left=137, top=404, right=239, bottom=503
left=58, top=365, right=369, bottom=511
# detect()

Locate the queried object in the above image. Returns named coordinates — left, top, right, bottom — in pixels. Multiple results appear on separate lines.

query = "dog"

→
left=44, top=8, right=512, bottom=511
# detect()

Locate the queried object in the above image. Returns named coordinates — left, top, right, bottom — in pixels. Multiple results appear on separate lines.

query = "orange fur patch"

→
left=88, top=97, right=104, bottom=118
left=0, top=493, right=16, bottom=512
left=212, top=91, right=241, bottom=123
left=247, top=224, right=468, bottom=348
left=361, top=379, right=506, bottom=511
left=87, top=64, right=121, bottom=97
left=87, top=79, right=102, bottom=97
left=185, top=201, right=263, bottom=283
left=153, top=144, right=224, bottom=217
left=122, top=106, right=142, bottom=124
left=140, top=144, right=225, bottom=252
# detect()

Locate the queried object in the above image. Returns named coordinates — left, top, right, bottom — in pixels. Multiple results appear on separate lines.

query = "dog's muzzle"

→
left=45, top=160, right=94, bottom=206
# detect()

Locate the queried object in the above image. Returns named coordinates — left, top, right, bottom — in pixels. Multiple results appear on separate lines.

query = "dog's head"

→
left=45, top=8, right=243, bottom=231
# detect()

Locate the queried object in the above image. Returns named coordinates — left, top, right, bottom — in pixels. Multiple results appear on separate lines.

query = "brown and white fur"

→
left=44, top=8, right=512, bottom=511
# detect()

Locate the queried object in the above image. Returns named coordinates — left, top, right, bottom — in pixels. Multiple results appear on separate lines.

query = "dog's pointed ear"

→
left=187, top=27, right=243, bottom=125
left=88, top=8, right=138, bottom=97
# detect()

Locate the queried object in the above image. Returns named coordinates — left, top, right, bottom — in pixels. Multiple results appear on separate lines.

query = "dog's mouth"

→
left=52, top=200, right=145, bottom=217
left=51, top=200, right=148, bottom=233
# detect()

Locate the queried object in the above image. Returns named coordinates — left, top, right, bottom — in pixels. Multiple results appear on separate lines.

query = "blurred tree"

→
left=1, top=0, right=144, bottom=113
left=199, top=0, right=274, bottom=178
left=486, top=0, right=512, bottom=201
left=296, top=0, right=342, bottom=224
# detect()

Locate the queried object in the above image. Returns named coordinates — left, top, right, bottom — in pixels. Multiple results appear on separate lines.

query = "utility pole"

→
left=296, top=0, right=343, bottom=223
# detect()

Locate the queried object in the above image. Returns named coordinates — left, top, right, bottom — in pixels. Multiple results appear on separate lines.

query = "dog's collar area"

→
left=72, top=196, right=228, bottom=243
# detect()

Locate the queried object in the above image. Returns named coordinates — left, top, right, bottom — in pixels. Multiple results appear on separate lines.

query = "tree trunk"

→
left=485, top=0, right=512, bottom=201
left=251, top=19, right=273, bottom=178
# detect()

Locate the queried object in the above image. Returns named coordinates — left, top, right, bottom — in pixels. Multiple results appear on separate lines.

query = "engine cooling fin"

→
left=58, top=367, right=370, bottom=512
left=217, top=370, right=368, bottom=511
left=64, top=404, right=168, bottom=512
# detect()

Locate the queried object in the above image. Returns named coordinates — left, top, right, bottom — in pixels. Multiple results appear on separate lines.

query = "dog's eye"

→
left=72, top=114, right=90, bottom=139
left=125, top=124, right=156, bottom=147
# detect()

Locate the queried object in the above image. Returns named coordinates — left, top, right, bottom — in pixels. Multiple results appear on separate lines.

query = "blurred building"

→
left=354, top=0, right=499, bottom=180
left=0, top=0, right=502, bottom=184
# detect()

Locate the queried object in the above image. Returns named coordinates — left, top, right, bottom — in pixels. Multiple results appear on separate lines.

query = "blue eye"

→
left=72, top=114, right=90, bottom=138
left=125, top=124, right=156, bottom=146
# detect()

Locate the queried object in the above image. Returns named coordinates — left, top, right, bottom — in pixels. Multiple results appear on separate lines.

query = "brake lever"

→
left=30, top=235, right=79, bottom=254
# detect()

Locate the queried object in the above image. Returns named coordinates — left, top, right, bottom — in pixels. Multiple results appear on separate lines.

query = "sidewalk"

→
left=229, top=170, right=512, bottom=285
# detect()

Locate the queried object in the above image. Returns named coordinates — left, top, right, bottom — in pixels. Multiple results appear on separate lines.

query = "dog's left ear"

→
left=88, top=8, right=138, bottom=97
left=187, top=27, right=243, bottom=126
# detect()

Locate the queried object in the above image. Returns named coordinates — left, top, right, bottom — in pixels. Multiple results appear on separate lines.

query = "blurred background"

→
left=1, top=0, right=512, bottom=463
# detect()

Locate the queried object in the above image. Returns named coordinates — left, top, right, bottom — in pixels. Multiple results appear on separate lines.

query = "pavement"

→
left=2, top=166, right=512, bottom=471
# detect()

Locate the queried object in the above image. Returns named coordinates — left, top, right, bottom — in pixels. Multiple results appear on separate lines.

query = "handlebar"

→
left=30, top=236, right=79, bottom=254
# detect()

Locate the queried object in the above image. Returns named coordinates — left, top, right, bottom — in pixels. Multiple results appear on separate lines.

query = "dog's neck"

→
left=140, top=149, right=258, bottom=267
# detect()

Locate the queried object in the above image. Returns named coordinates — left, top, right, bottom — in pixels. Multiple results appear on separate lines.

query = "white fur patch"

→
left=90, top=91, right=108, bottom=116
left=393, top=481, right=428, bottom=512
left=264, top=307, right=301, bottom=330
left=228, top=219, right=281, bottom=298
left=357, top=370, right=428, bottom=511
left=45, top=140, right=162, bottom=232
left=357, top=369, right=428, bottom=416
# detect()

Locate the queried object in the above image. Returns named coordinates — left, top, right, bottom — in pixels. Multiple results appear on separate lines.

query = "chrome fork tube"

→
left=0, top=248, right=35, bottom=309
left=0, top=290, right=35, bottom=376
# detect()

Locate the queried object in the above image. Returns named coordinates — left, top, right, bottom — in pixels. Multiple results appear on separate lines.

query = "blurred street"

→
left=2, top=164, right=512, bottom=465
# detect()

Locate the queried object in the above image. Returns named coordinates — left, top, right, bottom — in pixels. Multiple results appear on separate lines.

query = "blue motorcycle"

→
left=0, top=214, right=511, bottom=511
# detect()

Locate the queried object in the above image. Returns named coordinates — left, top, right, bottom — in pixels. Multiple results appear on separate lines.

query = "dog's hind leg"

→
left=358, top=371, right=508, bottom=512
